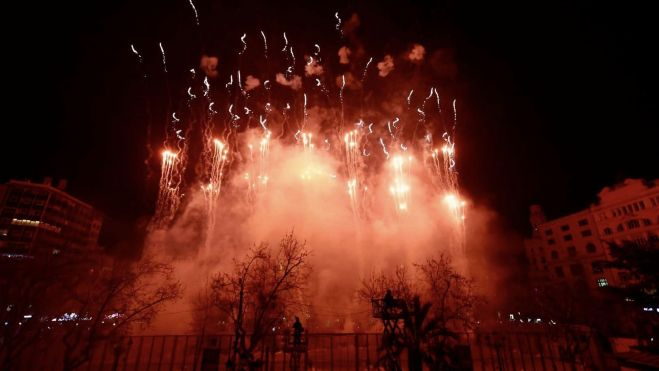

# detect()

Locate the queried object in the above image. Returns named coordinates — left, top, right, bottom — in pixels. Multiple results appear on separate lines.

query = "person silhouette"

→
left=384, top=289, right=395, bottom=306
left=292, top=317, right=304, bottom=345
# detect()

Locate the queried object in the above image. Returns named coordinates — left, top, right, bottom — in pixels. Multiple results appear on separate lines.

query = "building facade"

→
left=0, top=178, right=103, bottom=257
left=524, top=179, right=659, bottom=292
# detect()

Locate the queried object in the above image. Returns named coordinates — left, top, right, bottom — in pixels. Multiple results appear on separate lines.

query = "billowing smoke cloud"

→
left=145, top=127, right=477, bottom=333
left=407, top=44, right=426, bottom=63
left=338, top=46, right=351, bottom=65
left=200, top=55, right=219, bottom=78
left=304, top=57, right=324, bottom=76
left=377, top=55, right=395, bottom=77
left=275, top=73, right=302, bottom=90
left=244, top=75, right=260, bottom=91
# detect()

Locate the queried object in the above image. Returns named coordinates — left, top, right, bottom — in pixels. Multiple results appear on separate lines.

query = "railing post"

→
left=354, top=335, right=359, bottom=371
left=330, top=336, right=334, bottom=371
left=180, top=336, right=190, bottom=370
left=146, top=336, right=157, bottom=371
left=133, top=336, right=145, bottom=371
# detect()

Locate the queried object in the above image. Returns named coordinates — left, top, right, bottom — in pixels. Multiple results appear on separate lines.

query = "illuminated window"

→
left=597, top=278, right=608, bottom=287
left=581, top=230, right=592, bottom=237
left=567, top=246, right=577, bottom=257
left=586, top=243, right=596, bottom=253
left=578, top=219, right=589, bottom=226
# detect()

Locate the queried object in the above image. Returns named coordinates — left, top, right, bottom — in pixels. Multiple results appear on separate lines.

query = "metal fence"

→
left=14, top=329, right=608, bottom=370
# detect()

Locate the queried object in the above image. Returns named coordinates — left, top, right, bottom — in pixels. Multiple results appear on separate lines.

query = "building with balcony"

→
left=0, top=178, right=103, bottom=258
left=524, top=179, right=659, bottom=292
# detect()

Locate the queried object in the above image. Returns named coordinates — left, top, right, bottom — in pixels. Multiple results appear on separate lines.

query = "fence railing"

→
left=13, top=329, right=607, bottom=370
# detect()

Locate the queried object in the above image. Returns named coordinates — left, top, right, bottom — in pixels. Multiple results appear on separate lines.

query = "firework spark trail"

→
left=339, top=74, right=346, bottom=129
left=335, top=12, right=342, bottom=36
left=188, top=0, right=199, bottom=26
left=260, top=30, right=268, bottom=58
left=159, top=42, right=167, bottom=73
left=389, top=154, right=412, bottom=213
left=239, top=33, right=247, bottom=55
left=130, top=44, right=146, bottom=78
left=344, top=130, right=361, bottom=216
left=203, top=77, right=210, bottom=97
left=152, top=150, right=182, bottom=230
left=130, top=44, right=143, bottom=63
left=258, top=130, right=271, bottom=190
left=362, top=57, right=373, bottom=82
left=202, top=139, right=229, bottom=250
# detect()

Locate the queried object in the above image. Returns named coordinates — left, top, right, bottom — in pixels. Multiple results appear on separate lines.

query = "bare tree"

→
left=57, top=256, right=181, bottom=371
left=210, top=232, right=311, bottom=369
left=0, top=254, right=79, bottom=371
left=358, top=265, right=417, bottom=305
left=361, top=254, right=482, bottom=371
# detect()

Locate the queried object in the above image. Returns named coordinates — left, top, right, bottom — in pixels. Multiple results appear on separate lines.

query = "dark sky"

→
left=2, top=0, right=657, bottom=244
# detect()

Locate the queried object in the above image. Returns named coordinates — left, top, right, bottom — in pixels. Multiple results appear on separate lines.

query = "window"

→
left=652, top=198, right=657, bottom=207
left=555, top=266, right=565, bottom=278
left=617, top=224, right=624, bottom=232
left=544, top=229, right=553, bottom=236
left=633, top=203, right=639, bottom=212
left=586, top=243, right=597, bottom=253
left=578, top=219, right=589, bottom=226
left=639, top=201, right=645, bottom=209
left=551, top=250, right=559, bottom=260
left=547, top=238, right=556, bottom=245
left=581, top=230, right=592, bottom=237
left=570, top=264, right=584, bottom=276
left=561, top=224, right=570, bottom=232
left=597, top=278, right=608, bottom=287
left=643, top=219, right=652, bottom=226
left=567, top=246, right=577, bottom=257
left=540, top=257, right=546, bottom=264
left=627, top=220, right=641, bottom=229
left=564, top=234, right=573, bottom=241
left=591, top=262, right=603, bottom=273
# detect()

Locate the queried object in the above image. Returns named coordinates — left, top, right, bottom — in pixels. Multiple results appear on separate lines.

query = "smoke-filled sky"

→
left=1, top=0, right=657, bottom=250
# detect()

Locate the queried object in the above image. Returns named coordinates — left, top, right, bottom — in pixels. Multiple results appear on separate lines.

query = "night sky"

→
left=2, top=0, right=657, bottom=247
